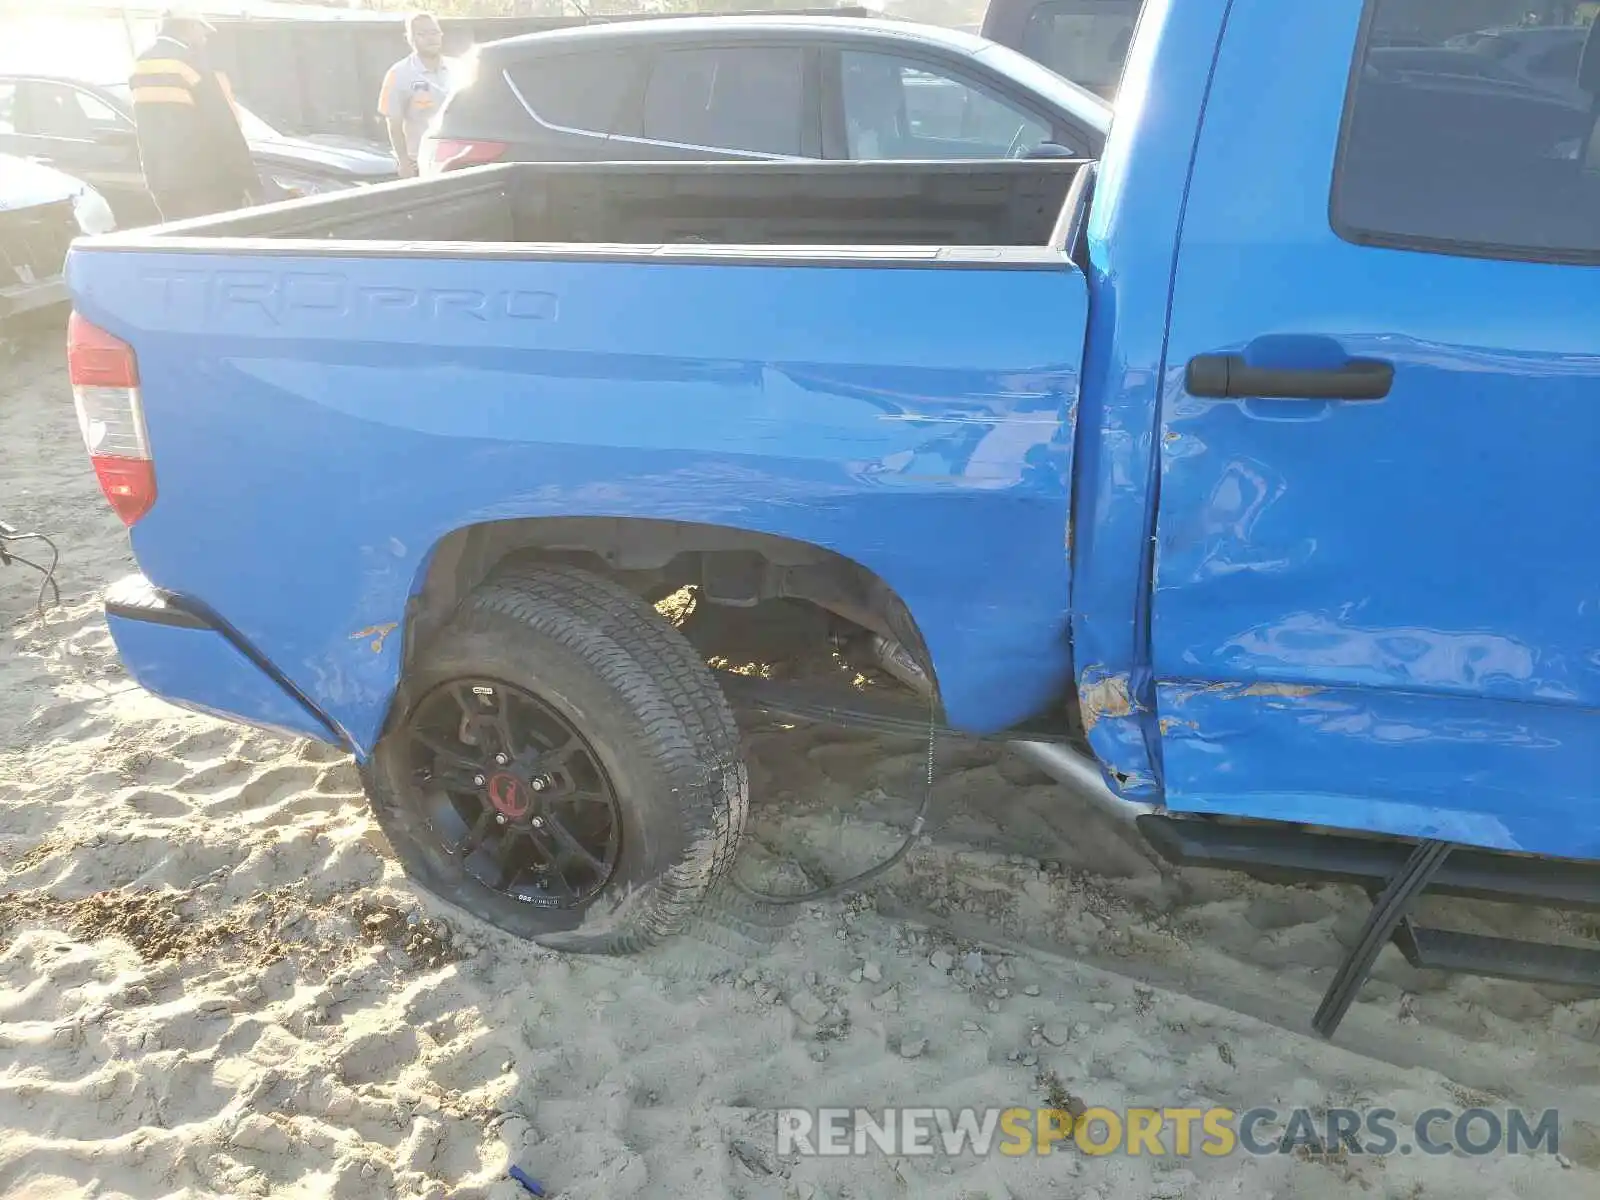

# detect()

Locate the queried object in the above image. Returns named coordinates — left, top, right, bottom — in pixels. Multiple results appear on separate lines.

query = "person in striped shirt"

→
left=128, top=7, right=261, bottom=221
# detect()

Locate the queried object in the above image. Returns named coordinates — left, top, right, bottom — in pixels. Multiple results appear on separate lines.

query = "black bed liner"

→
left=89, top=159, right=1087, bottom=253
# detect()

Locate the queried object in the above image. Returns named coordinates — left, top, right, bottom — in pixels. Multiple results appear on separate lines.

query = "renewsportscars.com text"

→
left=775, top=1106, right=1561, bottom=1158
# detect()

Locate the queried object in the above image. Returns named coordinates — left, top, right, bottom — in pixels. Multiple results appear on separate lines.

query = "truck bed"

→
left=107, top=160, right=1085, bottom=253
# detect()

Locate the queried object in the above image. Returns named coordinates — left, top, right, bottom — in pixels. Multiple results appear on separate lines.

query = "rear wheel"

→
left=362, top=563, right=748, bottom=954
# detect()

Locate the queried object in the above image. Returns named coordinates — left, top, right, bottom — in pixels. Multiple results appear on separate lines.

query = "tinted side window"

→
left=1019, top=0, right=1141, bottom=99
left=21, top=83, right=96, bottom=139
left=73, top=88, right=131, bottom=131
left=839, top=51, right=1049, bottom=160
left=1333, top=2, right=1600, bottom=261
left=641, top=47, right=803, bottom=155
left=504, top=51, right=641, bottom=135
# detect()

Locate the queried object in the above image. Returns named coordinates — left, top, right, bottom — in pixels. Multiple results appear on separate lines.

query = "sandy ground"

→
left=3, top=323, right=1600, bottom=1199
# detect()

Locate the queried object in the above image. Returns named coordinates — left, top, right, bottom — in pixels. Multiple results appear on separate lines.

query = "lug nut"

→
left=473, top=774, right=486, bottom=787
left=530, top=816, right=545, bottom=829
left=530, top=777, right=548, bottom=793
left=494, top=753, right=509, bottom=766
left=495, top=813, right=507, bottom=826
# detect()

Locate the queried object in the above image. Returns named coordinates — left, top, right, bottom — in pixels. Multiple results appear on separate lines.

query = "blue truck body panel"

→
left=105, top=606, right=338, bottom=743
left=1153, top=0, right=1600, bottom=860
left=70, top=251, right=1087, bottom=755
left=68, top=0, right=1600, bottom=867
left=1158, top=682, right=1600, bottom=860
left=1068, top=0, right=1230, bottom=796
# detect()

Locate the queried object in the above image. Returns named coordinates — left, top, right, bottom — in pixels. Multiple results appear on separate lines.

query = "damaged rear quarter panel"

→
left=85, top=251, right=1088, bottom=755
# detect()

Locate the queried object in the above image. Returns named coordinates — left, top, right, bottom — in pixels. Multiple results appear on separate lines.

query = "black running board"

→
left=1138, top=813, right=1600, bottom=911
left=1141, top=815, right=1600, bottom=1035
left=1392, top=920, right=1600, bottom=989
left=712, top=669, right=1083, bottom=746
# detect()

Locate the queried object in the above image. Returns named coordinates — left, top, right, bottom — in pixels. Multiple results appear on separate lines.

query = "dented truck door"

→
left=1149, top=0, right=1600, bottom=859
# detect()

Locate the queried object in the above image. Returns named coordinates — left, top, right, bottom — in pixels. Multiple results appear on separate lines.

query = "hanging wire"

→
left=729, top=698, right=937, bottom=906
left=0, top=526, right=63, bottom=618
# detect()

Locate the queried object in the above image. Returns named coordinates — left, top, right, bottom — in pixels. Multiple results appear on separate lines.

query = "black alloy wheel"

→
left=405, top=678, right=622, bottom=909
left=363, top=562, right=748, bottom=954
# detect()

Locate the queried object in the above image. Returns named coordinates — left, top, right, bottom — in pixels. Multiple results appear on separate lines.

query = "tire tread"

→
left=443, top=563, right=747, bottom=954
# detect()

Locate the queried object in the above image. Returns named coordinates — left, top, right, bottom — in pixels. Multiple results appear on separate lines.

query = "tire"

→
left=361, top=563, right=749, bottom=955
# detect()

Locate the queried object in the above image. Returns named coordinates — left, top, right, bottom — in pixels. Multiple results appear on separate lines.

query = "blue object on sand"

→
left=508, top=1165, right=545, bottom=1197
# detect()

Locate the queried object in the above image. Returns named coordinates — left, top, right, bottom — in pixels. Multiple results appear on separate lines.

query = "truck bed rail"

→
left=82, top=160, right=1088, bottom=252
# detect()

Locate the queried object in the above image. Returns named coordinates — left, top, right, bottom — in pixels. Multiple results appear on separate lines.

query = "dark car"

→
left=421, top=16, right=1112, bottom=175
left=0, top=73, right=398, bottom=227
left=1, top=152, right=109, bottom=324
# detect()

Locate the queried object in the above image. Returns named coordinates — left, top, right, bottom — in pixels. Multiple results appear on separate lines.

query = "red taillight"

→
left=67, top=312, right=156, bottom=527
left=90, top=457, right=158, bottom=526
left=422, top=138, right=508, bottom=175
left=67, top=311, right=138, bottom=387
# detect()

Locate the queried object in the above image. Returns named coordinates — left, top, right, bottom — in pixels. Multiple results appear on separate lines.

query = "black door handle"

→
left=1186, top=354, right=1394, bottom=401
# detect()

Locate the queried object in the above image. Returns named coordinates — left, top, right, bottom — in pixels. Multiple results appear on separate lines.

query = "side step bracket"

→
left=1312, top=840, right=1455, bottom=1039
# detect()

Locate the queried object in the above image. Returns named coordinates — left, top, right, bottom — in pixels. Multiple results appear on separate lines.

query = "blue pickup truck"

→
left=65, top=0, right=1600, bottom=1034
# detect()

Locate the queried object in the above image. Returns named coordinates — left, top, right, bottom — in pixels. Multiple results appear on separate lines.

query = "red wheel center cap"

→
left=487, top=772, right=530, bottom=819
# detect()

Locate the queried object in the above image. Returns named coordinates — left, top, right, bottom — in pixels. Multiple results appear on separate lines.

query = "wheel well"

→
left=404, top=517, right=939, bottom=697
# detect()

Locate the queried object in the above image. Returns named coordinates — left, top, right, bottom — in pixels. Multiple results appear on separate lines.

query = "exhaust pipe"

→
left=1008, top=739, right=1157, bottom=831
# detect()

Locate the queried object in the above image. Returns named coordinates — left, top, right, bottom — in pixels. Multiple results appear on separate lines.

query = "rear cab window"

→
left=503, top=51, right=644, bottom=137
left=639, top=46, right=806, bottom=156
left=1332, top=0, right=1600, bottom=261
left=1019, top=0, right=1142, bottom=99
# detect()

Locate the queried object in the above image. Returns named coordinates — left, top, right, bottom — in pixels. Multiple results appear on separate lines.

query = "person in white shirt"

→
left=378, top=12, right=453, bottom=178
